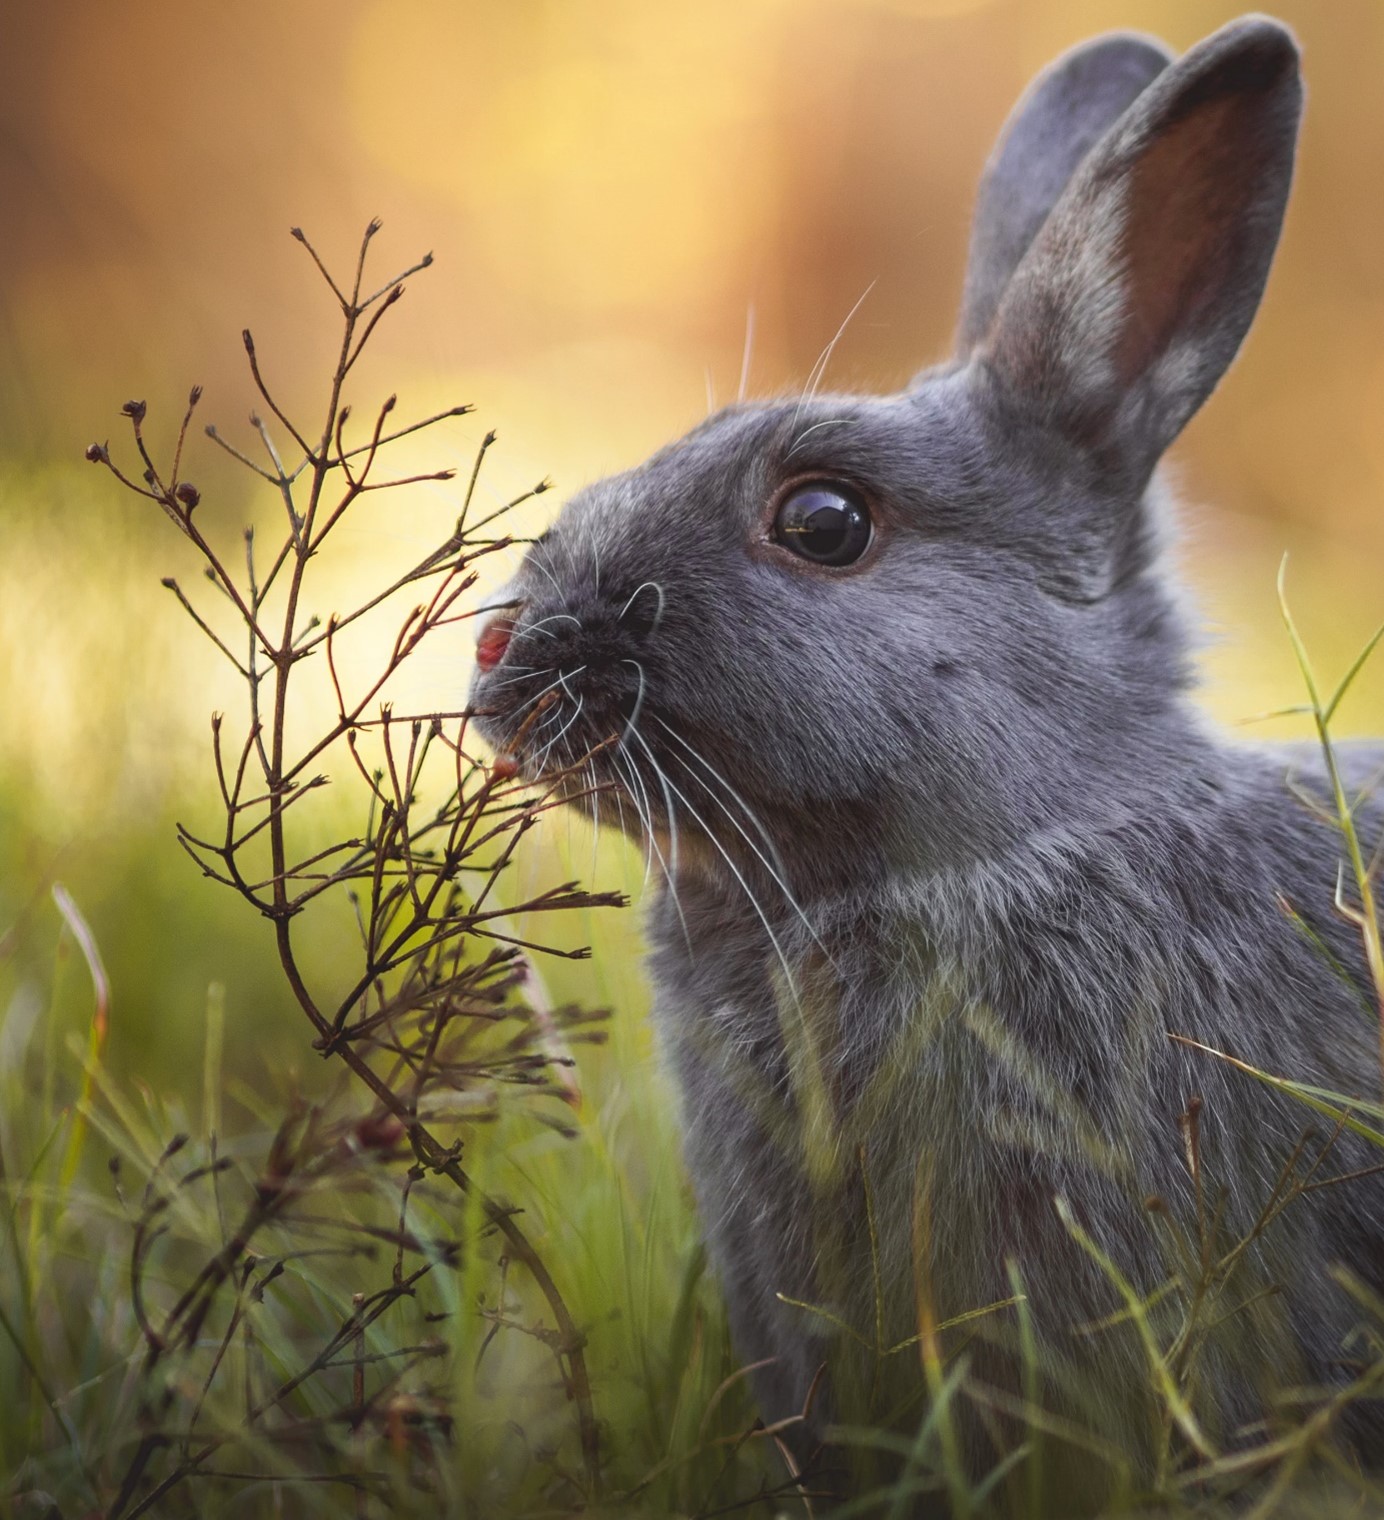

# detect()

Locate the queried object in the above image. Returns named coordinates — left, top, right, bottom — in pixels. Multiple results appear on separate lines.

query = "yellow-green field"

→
left=3, top=3, right=1384, bottom=1515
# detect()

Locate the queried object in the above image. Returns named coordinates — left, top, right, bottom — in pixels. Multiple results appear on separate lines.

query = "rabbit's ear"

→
left=955, top=32, right=1172, bottom=358
left=979, top=16, right=1302, bottom=491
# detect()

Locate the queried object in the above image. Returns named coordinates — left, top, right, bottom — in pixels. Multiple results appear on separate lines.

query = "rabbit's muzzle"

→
left=470, top=591, right=651, bottom=793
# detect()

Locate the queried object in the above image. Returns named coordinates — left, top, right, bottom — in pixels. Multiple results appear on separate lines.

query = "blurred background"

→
left=2, top=0, right=1383, bottom=1094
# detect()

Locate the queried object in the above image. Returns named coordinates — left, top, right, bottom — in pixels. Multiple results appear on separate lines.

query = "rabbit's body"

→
left=472, top=13, right=1384, bottom=1499
left=650, top=730, right=1384, bottom=1465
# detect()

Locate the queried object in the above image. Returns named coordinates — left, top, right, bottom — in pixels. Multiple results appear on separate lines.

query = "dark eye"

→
left=772, top=482, right=872, bottom=567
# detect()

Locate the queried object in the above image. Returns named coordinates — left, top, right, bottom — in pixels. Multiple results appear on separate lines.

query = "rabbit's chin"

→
left=469, top=705, right=621, bottom=820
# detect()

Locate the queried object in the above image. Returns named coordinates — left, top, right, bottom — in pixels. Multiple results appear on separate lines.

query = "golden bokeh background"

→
left=1, top=0, right=1382, bottom=1082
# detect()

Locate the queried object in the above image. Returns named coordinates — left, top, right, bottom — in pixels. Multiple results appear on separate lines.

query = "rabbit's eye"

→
left=772, top=483, right=872, bottom=567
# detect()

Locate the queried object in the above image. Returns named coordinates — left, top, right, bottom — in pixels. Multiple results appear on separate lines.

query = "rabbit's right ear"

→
left=955, top=32, right=1173, bottom=358
left=978, top=17, right=1302, bottom=497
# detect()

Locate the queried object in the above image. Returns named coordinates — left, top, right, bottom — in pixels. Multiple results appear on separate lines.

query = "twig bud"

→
left=188, top=384, right=203, bottom=407
left=354, top=1112, right=406, bottom=1151
left=122, top=399, right=147, bottom=425
left=85, top=442, right=108, bottom=464
left=175, top=482, right=201, bottom=510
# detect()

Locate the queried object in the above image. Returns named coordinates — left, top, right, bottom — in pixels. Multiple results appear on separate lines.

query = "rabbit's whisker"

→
left=503, top=672, right=581, bottom=763
left=620, top=658, right=649, bottom=747
left=584, top=758, right=599, bottom=872
left=639, top=730, right=682, bottom=882
left=617, top=742, right=691, bottom=947
left=656, top=721, right=830, bottom=966
left=617, top=582, right=666, bottom=634
left=589, top=525, right=603, bottom=598
left=792, top=279, right=876, bottom=433
left=613, top=749, right=656, bottom=888
left=536, top=695, right=584, bottom=773
left=608, top=772, right=641, bottom=905
left=627, top=728, right=798, bottom=1001
left=738, top=302, right=756, bottom=405
left=482, top=666, right=542, bottom=691
left=625, top=724, right=676, bottom=874
left=786, top=418, right=854, bottom=460
left=500, top=665, right=583, bottom=706
left=522, top=612, right=583, bottom=638
left=525, top=550, right=567, bottom=601
left=609, top=764, right=630, bottom=843
left=653, top=718, right=787, bottom=871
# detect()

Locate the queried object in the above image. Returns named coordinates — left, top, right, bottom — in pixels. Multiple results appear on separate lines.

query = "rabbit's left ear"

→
left=978, top=16, right=1302, bottom=491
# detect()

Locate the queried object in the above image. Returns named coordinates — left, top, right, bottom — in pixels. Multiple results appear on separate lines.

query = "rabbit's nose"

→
left=476, top=614, right=517, bottom=672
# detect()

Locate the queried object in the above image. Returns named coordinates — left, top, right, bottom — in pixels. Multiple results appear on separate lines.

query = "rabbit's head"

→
left=472, top=18, right=1302, bottom=892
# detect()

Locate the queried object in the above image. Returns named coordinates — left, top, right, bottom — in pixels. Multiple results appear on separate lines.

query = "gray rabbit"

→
left=472, top=14, right=1384, bottom=1506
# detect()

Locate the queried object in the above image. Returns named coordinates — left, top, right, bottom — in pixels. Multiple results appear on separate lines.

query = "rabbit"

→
left=471, top=14, right=1384, bottom=1508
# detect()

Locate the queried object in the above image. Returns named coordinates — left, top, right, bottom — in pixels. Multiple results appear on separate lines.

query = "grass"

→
left=0, top=851, right=786, bottom=1518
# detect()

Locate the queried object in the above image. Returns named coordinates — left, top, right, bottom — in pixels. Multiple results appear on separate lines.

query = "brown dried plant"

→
left=99, top=1111, right=457, bottom=1518
left=87, top=220, right=625, bottom=1510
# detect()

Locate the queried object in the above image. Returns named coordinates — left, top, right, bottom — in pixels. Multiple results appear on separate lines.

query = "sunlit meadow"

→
left=2, top=2, right=1383, bottom=1515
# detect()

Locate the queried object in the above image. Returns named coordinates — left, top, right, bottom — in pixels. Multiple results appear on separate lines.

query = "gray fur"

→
left=472, top=15, right=1383, bottom=1504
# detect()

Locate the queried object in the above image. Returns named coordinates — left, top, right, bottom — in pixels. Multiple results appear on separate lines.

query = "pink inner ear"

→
left=1116, top=94, right=1266, bottom=385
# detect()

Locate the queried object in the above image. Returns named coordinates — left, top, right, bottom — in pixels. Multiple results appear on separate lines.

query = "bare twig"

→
left=95, top=220, right=613, bottom=1510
